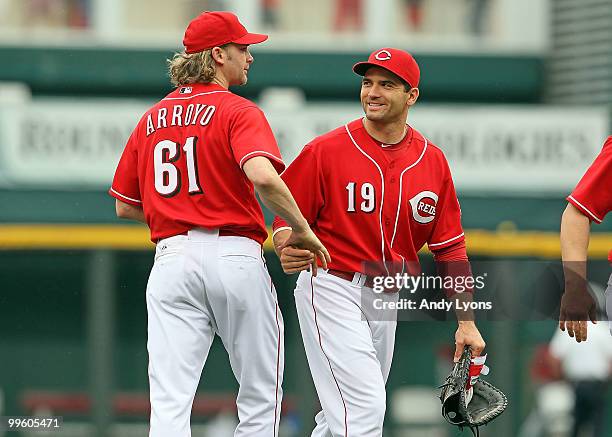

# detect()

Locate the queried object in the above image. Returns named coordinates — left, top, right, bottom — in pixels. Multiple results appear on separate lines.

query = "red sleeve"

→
left=109, top=127, right=142, bottom=206
left=567, top=136, right=612, bottom=223
left=229, top=106, right=285, bottom=174
left=272, top=143, right=325, bottom=231
left=272, top=216, right=291, bottom=233
left=432, top=239, right=468, bottom=262
left=432, top=240, right=473, bottom=296
left=427, top=160, right=465, bottom=250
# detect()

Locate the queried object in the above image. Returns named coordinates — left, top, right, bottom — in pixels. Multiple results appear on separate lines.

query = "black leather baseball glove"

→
left=439, top=346, right=508, bottom=436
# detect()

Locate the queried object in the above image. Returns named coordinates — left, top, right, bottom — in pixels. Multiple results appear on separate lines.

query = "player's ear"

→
left=211, top=46, right=226, bottom=65
left=407, top=87, right=419, bottom=106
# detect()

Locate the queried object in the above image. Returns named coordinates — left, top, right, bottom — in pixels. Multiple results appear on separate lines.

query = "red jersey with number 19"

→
left=273, top=119, right=465, bottom=274
left=110, top=83, right=284, bottom=244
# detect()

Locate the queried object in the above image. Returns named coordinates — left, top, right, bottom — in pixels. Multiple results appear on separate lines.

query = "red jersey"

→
left=110, top=83, right=284, bottom=244
left=566, top=135, right=612, bottom=262
left=273, top=118, right=464, bottom=274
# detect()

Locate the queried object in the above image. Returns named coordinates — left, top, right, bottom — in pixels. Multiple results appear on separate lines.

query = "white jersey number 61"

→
left=153, top=136, right=203, bottom=197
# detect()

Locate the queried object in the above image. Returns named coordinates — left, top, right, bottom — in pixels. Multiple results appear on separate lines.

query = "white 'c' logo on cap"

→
left=375, top=50, right=392, bottom=61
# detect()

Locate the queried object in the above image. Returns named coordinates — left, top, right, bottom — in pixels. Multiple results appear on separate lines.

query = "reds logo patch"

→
left=409, top=191, right=438, bottom=224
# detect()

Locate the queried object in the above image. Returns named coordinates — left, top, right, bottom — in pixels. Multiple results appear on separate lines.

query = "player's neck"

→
left=363, top=118, right=408, bottom=145
left=212, top=75, right=229, bottom=89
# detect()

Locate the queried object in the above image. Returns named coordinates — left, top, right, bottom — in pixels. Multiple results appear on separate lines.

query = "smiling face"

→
left=219, top=43, right=254, bottom=86
left=360, top=66, right=418, bottom=124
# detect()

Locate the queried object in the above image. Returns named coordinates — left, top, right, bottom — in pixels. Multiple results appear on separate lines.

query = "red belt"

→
left=327, top=269, right=375, bottom=288
left=219, top=229, right=245, bottom=237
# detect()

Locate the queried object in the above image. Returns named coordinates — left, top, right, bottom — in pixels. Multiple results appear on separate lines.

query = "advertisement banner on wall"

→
left=0, top=100, right=607, bottom=193
left=0, top=101, right=142, bottom=187
left=271, top=104, right=610, bottom=193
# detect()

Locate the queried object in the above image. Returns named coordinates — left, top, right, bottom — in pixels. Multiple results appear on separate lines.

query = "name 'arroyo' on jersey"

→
left=145, top=103, right=217, bottom=136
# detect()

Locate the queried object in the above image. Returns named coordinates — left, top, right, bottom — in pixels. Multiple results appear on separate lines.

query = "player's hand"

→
left=454, top=321, right=485, bottom=362
left=280, top=228, right=331, bottom=277
left=280, top=246, right=315, bottom=274
left=273, top=229, right=318, bottom=275
left=272, top=229, right=291, bottom=256
left=559, top=287, right=597, bottom=343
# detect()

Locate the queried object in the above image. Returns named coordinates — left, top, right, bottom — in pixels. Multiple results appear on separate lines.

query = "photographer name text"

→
left=373, top=298, right=492, bottom=311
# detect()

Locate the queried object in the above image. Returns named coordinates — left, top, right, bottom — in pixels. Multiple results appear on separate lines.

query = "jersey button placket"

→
left=386, top=160, right=396, bottom=183
left=385, top=167, right=397, bottom=227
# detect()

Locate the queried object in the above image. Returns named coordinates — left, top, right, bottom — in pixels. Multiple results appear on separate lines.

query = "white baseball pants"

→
left=606, top=272, right=612, bottom=335
left=146, top=229, right=284, bottom=437
left=294, top=270, right=397, bottom=437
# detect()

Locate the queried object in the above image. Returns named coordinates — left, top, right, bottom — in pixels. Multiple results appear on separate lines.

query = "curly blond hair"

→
left=167, top=48, right=219, bottom=86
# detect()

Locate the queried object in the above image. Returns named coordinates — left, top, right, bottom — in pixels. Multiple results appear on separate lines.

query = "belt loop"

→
left=353, top=272, right=366, bottom=286
left=185, top=228, right=219, bottom=241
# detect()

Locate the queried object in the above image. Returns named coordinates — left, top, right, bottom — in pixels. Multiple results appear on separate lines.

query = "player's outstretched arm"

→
left=243, top=156, right=331, bottom=271
left=561, top=203, right=590, bottom=263
left=115, top=199, right=146, bottom=223
left=559, top=203, right=597, bottom=342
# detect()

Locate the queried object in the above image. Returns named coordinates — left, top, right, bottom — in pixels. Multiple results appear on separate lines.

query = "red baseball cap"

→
left=353, top=48, right=420, bottom=88
left=183, top=11, right=268, bottom=54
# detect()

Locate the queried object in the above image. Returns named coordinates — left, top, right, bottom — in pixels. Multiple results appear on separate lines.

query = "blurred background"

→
left=0, top=0, right=611, bottom=436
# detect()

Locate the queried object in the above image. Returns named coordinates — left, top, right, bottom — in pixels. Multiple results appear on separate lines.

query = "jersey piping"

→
left=429, top=232, right=465, bottom=248
left=567, top=195, right=603, bottom=223
left=239, top=150, right=285, bottom=169
left=110, top=188, right=142, bottom=204
left=345, top=124, right=388, bottom=274
left=390, top=137, right=429, bottom=247
left=162, top=90, right=231, bottom=101
left=272, top=226, right=292, bottom=238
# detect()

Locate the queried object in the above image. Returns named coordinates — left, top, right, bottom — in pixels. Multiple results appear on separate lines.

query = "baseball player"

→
left=272, top=48, right=486, bottom=436
left=559, top=135, right=612, bottom=342
left=109, top=11, right=329, bottom=437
